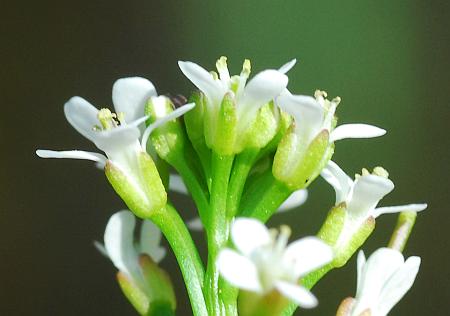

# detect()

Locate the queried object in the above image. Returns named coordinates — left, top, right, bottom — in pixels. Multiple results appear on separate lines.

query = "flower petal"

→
left=231, top=218, right=271, bottom=256
left=140, top=220, right=166, bottom=263
left=93, top=241, right=108, bottom=257
left=217, top=249, right=262, bottom=292
left=347, top=175, right=394, bottom=219
left=283, top=237, right=333, bottom=277
left=278, top=189, right=308, bottom=213
left=169, top=174, right=188, bottom=195
left=278, top=59, right=297, bottom=74
left=104, top=210, right=140, bottom=278
left=372, top=203, right=427, bottom=218
left=112, top=77, right=157, bottom=124
left=275, top=281, right=318, bottom=308
left=178, top=61, right=225, bottom=106
left=330, top=124, right=386, bottom=142
left=64, top=96, right=99, bottom=142
left=93, top=125, right=141, bottom=160
left=320, top=161, right=353, bottom=204
left=377, top=256, right=421, bottom=316
left=353, top=248, right=404, bottom=315
left=276, top=93, right=324, bottom=144
left=238, top=70, right=288, bottom=122
left=141, top=102, right=195, bottom=150
left=35, top=149, right=107, bottom=167
left=356, top=250, right=367, bottom=291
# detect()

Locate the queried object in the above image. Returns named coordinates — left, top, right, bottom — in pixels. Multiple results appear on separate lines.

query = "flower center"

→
left=94, top=108, right=125, bottom=131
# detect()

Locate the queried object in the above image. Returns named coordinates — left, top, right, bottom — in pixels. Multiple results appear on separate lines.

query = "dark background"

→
left=1, top=1, right=449, bottom=315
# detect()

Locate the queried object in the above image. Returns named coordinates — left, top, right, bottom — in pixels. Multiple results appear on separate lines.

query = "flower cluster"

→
left=37, top=56, right=427, bottom=316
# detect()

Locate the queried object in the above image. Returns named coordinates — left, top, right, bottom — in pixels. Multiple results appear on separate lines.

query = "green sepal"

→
left=273, top=128, right=330, bottom=190
left=139, top=255, right=177, bottom=313
left=145, top=97, right=186, bottom=162
left=239, top=102, right=278, bottom=151
left=105, top=152, right=167, bottom=219
left=214, top=92, right=237, bottom=155
left=116, top=255, right=176, bottom=316
left=317, top=203, right=347, bottom=246
left=185, top=91, right=206, bottom=147
left=239, top=290, right=289, bottom=316
left=333, top=216, right=375, bottom=268
left=117, top=271, right=150, bottom=315
left=258, top=110, right=292, bottom=159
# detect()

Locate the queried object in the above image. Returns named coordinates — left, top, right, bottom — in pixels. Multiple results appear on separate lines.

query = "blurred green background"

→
left=1, top=0, right=449, bottom=315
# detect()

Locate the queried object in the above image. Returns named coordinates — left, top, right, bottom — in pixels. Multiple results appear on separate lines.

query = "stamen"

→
left=241, top=59, right=251, bottom=78
left=216, top=56, right=230, bottom=82
left=275, top=225, right=291, bottom=253
left=96, top=108, right=123, bottom=130
left=373, top=166, right=389, bottom=178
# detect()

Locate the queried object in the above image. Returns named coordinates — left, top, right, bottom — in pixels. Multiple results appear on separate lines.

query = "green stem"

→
left=205, top=152, right=234, bottom=315
left=151, top=205, right=207, bottom=316
left=240, top=170, right=292, bottom=222
left=388, top=211, right=417, bottom=252
left=226, top=148, right=259, bottom=220
left=171, top=154, right=210, bottom=225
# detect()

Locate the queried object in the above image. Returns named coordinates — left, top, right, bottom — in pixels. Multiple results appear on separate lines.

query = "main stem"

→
left=151, top=204, right=207, bottom=316
left=205, top=152, right=234, bottom=316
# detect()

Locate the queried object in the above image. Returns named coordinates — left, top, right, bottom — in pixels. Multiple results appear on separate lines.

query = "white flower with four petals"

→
left=217, top=218, right=333, bottom=308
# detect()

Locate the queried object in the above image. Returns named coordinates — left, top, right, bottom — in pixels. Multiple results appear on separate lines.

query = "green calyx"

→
left=117, top=255, right=176, bottom=316
left=105, top=152, right=167, bottom=219
left=238, top=101, right=279, bottom=151
left=273, top=128, right=330, bottom=190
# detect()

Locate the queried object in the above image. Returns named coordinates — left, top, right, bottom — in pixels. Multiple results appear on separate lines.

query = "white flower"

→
left=321, top=161, right=427, bottom=247
left=276, top=90, right=386, bottom=151
left=217, top=218, right=333, bottom=308
left=178, top=57, right=290, bottom=139
left=350, top=248, right=421, bottom=316
left=36, top=77, right=194, bottom=173
left=95, top=210, right=166, bottom=290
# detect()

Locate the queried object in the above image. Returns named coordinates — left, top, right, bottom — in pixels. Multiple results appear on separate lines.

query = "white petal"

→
left=93, top=241, right=108, bottom=258
left=320, top=161, right=353, bottom=204
left=356, top=250, right=367, bottom=291
left=354, top=248, right=404, bottom=315
left=278, top=59, right=297, bottom=74
left=104, top=210, right=140, bottom=278
left=169, top=174, right=189, bottom=195
left=187, top=217, right=204, bottom=231
left=372, top=203, right=427, bottom=218
left=278, top=189, right=308, bottom=213
left=217, top=249, right=262, bottom=292
left=94, top=125, right=141, bottom=159
left=141, top=102, right=195, bottom=150
left=347, top=175, right=394, bottom=219
left=112, top=77, right=157, bottom=123
left=178, top=61, right=225, bottom=105
left=275, top=281, right=318, bottom=308
left=331, top=124, right=386, bottom=142
left=231, top=218, right=271, bottom=256
left=140, top=220, right=166, bottom=263
left=377, top=256, right=420, bottom=316
left=276, top=93, right=324, bottom=144
left=283, top=237, right=333, bottom=278
left=238, top=70, right=288, bottom=121
left=64, top=96, right=99, bottom=142
left=35, top=149, right=107, bottom=167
